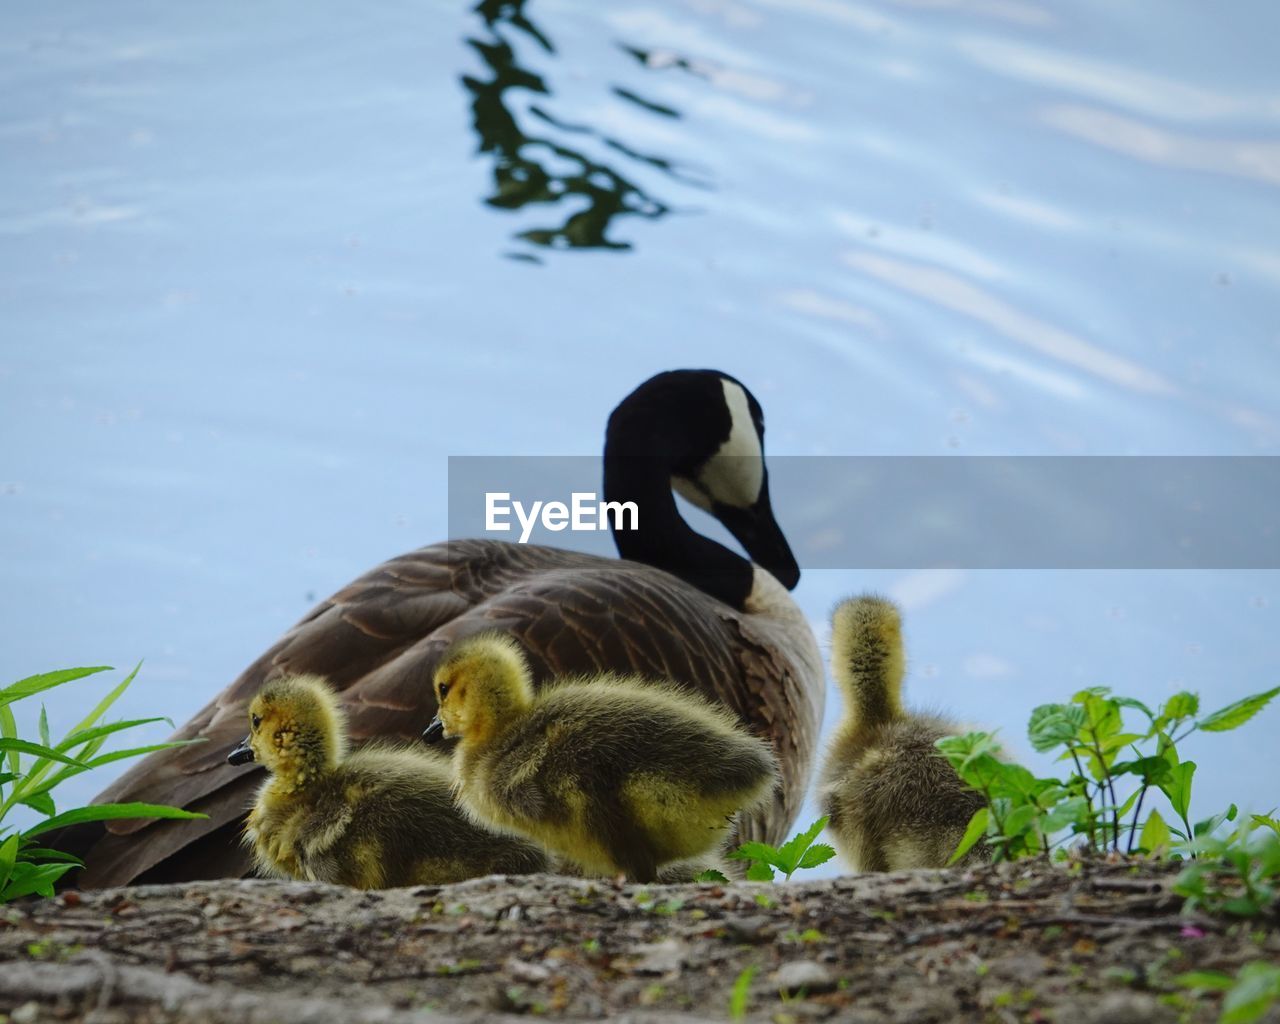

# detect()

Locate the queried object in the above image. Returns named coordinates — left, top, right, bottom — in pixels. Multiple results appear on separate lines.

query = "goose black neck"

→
left=603, top=454, right=754, bottom=611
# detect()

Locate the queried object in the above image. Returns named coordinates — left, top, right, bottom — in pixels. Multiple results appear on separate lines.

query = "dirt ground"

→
left=2, top=860, right=1277, bottom=1024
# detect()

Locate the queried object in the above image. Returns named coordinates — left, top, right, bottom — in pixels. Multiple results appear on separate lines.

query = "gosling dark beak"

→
left=226, top=736, right=255, bottom=766
left=422, top=716, right=445, bottom=744
left=713, top=475, right=801, bottom=590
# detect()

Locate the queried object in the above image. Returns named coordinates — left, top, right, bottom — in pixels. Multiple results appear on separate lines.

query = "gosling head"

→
left=226, top=674, right=347, bottom=789
left=423, top=634, right=534, bottom=747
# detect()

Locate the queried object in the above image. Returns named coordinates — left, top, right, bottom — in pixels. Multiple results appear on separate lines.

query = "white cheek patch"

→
left=672, top=473, right=712, bottom=512
left=697, top=379, right=764, bottom=509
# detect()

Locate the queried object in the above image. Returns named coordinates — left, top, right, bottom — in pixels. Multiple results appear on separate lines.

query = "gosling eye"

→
left=437, top=683, right=450, bottom=702
left=251, top=713, right=262, bottom=731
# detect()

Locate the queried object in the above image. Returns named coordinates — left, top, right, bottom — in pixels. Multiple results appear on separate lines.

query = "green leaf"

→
left=1027, top=703, right=1085, bottom=753
left=953, top=752, right=1011, bottom=792
left=22, top=802, right=207, bottom=839
left=1114, top=696, right=1154, bottom=720
left=1100, top=732, right=1145, bottom=755
left=1249, top=814, right=1280, bottom=838
left=1040, top=796, right=1090, bottom=834
left=797, top=844, right=836, bottom=870
left=947, top=807, right=989, bottom=865
left=1002, top=803, right=1038, bottom=838
left=0, top=705, right=17, bottom=777
left=1221, top=962, right=1280, bottom=1024
left=1075, top=691, right=1122, bottom=741
left=745, top=861, right=775, bottom=882
left=695, top=869, right=729, bottom=883
left=1073, top=686, right=1112, bottom=700
left=59, top=717, right=176, bottom=752
left=19, top=791, right=55, bottom=816
left=1139, top=809, right=1172, bottom=855
left=0, top=739, right=86, bottom=768
left=727, top=841, right=779, bottom=865
left=774, top=817, right=828, bottom=876
left=15, top=847, right=84, bottom=867
left=1161, top=691, right=1200, bottom=721
left=38, top=706, right=50, bottom=748
left=995, top=764, right=1059, bottom=802
left=12, top=664, right=144, bottom=799
left=1198, top=686, right=1280, bottom=733
left=1158, top=760, right=1196, bottom=821
left=1, top=860, right=73, bottom=902
left=935, top=731, right=1001, bottom=772
left=729, top=965, right=757, bottom=1021
left=1193, top=803, right=1237, bottom=840
left=21, top=739, right=206, bottom=803
left=0, top=833, right=17, bottom=890
left=0, top=666, right=113, bottom=709
left=65, top=663, right=142, bottom=737
left=1175, top=970, right=1234, bottom=991
left=1119, top=756, right=1171, bottom=786
left=78, top=740, right=204, bottom=770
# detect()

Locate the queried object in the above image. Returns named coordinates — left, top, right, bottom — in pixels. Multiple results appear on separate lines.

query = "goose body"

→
left=819, top=595, right=986, bottom=871
left=61, top=370, right=823, bottom=888
left=427, top=635, right=779, bottom=882
left=232, top=675, right=546, bottom=887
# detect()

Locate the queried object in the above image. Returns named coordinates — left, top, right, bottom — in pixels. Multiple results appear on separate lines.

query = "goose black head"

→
left=604, top=369, right=801, bottom=604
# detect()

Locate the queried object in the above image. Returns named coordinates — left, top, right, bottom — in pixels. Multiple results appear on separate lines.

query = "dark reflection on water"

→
left=464, top=0, right=704, bottom=255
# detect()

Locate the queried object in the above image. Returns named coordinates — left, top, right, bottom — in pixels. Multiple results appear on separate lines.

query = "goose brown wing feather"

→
left=63, top=539, right=818, bottom=886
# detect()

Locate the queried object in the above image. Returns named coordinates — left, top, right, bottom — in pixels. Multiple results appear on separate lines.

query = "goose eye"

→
left=438, top=683, right=450, bottom=702
left=251, top=714, right=262, bottom=730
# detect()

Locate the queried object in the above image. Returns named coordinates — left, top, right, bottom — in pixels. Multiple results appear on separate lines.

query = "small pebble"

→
left=506, top=958, right=551, bottom=983
left=1083, top=992, right=1176, bottom=1024
left=723, top=915, right=773, bottom=943
left=11, top=1002, right=40, bottom=1024
left=629, top=938, right=686, bottom=975
left=774, top=959, right=837, bottom=995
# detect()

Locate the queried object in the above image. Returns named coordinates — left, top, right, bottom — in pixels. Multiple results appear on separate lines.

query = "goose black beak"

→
left=713, top=478, right=801, bottom=590
left=422, top=716, right=445, bottom=744
left=226, top=737, right=255, bottom=766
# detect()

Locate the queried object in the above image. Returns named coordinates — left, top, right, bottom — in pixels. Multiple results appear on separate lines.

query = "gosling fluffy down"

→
left=425, top=634, right=779, bottom=883
left=229, top=674, right=547, bottom=887
left=818, top=595, right=986, bottom=871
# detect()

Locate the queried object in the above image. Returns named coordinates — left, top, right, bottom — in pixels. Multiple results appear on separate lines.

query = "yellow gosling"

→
left=819, top=595, right=987, bottom=871
left=229, top=674, right=546, bottom=887
left=424, top=634, right=778, bottom=883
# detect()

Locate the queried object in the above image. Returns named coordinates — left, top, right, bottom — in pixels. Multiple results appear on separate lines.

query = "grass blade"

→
left=729, top=965, right=757, bottom=1021
left=0, top=739, right=86, bottom=768
left=0, top=834, right=17, bottom=890
left=0, top=706, right=17, bottom=777
left=0, top=667, right=113, bottom=708
left=22, top=802, right=207, bottom=838
left=14, top=664, right=145, bottom=797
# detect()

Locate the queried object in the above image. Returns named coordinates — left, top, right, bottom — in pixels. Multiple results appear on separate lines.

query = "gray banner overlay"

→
left=447, top=456, right=1279, bottom=570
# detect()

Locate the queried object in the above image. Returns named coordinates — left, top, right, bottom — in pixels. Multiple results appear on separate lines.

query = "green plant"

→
left=729, top=965, right=757, bottom=1022
left=1178, top=961, right=1280, bottom=1024
left=1174, top=813, right=1280, bottom=918
left=0, top=665, right=207, bottom=902
left=937, top=685, right=1279, bottom=864
left=727, top=817, right=836, bottom=881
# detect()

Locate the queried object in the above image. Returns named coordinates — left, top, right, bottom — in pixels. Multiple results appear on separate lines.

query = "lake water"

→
left=2, top=0, right=1278, bottom=868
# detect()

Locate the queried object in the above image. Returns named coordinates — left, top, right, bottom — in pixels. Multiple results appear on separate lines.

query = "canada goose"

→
left=59, top=369, right=823, bottom=887
left=227, top=674, right=546, bottom=887
left=819, top=595, right=986, bottom=871
left=425, top=634, right=778, bottom=883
